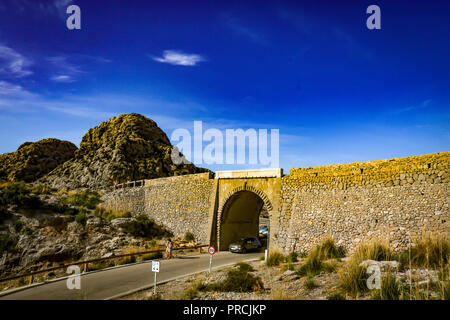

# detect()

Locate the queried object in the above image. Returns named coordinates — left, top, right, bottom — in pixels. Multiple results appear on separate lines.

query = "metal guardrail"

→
left=112, top=180, right=146, bottom=191
left=0, top=244, right=209, bottom=284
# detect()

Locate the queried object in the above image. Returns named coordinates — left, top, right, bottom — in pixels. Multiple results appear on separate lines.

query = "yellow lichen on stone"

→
left=284, top=152, right=449, bottom=187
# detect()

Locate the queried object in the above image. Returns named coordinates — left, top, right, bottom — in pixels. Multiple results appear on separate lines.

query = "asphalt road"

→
left=0, top=251, right=262, bottom=300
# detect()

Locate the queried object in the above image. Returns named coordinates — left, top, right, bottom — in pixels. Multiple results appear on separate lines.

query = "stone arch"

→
left=216, top=185, right=273, bottom=251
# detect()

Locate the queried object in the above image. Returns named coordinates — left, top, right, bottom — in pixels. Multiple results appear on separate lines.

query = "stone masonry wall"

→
left=101, top=186, right=146, bottom=215
left=276, top=152, right=449, bottom=254
left=144, top=172, right=215, bottom=244
left=99, top=152, right=448, bottom=255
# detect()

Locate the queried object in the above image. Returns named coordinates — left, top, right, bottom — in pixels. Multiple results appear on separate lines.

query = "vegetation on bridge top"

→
left=285, top=151, right=449, bottom=187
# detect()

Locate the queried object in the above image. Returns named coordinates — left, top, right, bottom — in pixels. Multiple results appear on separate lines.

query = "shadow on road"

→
left=175, top=256, right=201, bottom=260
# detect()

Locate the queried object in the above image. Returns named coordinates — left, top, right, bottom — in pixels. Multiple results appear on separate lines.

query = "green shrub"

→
left=51, top=203, right=79, bottom=216
left=206, top=269, right=264, bottom=293
left=438, top=267, right=449, bottom=282
left=338, top=241, right=391, bottom=297
left=45, top=216, right=70, bottom=232
left=23, top=227, right=34, bottom=236
left=286, top=251, right=298, bottom=263
left=440, top=278, right=450, bottom=300
left=283, top=260, right=295, bottom=271
left=371, top=270, right=401, bottom=300
left=51, top=203, right=73, bottom=215
left=397, top=236, right=449, bottom=268
left=0, top=181, right=29, bottom=206
left=125, top=214, right=172, bottom=239
left=400, top=284, right=431, bottom=300
left=22, top=195, right=41, bottom=209
left=88, top=260, right=115, bottom=271
left=380, top=271, right=401, bottom=300
left=13, top=220, right=24, bottom=232
left=322, top=260, right=338, bottom=273
left=117, top=255, right=137, bottom=265
left=142, top=251, right=163, bottom=261
left=145, top=293, right=162, bottom=300
left=94, top=206, right=131, bottom=220
left=148, top=239, right=157, bottom=248
left=338, top=260, right=369, bottom=297
left=0, top=234, right=16, bottom=255
left=271, top=289, right=295, bottom=300
left=0, top=206, right=10, bottom=223
left=65, top=207, right=79, bottom=216
left=318, top=238, right=345, bottom=260
left=297, top=246, right=323, bottom=276
left=304, top=278, right=318, bottom=290
left=183, top=280, right=206, bottom=300
left=62, top=190, right=101, bottom=209
left=235, top=262, right=254, bottom=272
left=297, top=239, right=343, bottom=276
left=352, top=241, right=391, bottom=263
left=266, top=250, right=285, bottom=267
left=183, top=231, right=195, bottom=242
left=0, top=181, right=41, bottom=209
left=31, top=185, right=55, bottom=195
left=75, top=210, right=88, bottom=226
left=327, top=293, right=346, bottom=300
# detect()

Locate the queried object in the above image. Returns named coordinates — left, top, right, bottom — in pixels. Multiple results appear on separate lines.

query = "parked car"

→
left=229, top=237, right=262, bottom=253
left=259, top=225, right=269, bottom=237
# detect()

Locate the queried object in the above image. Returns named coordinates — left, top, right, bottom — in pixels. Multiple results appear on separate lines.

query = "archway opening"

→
left=219, top=190, right=269, bottom=251
left=258, top=204, right=270, bottom=248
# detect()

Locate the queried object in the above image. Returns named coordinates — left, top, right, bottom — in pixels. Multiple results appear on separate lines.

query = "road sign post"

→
left=152, top=260, right=160, bottom=295
left=208, top=246, right=215, bottom=273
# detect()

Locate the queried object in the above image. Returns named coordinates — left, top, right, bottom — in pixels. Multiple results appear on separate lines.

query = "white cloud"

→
left=50, top=75, right=75, bottom=83
left=47, top=56, right=83, bottom=74
left=45, top=105, right=118, bottom=119
left=17, top=0, right=73, bottom=20
left=19, top=128, right=86, bottom=147
left=152, top=50, right=206, bottom=66
left=47, top=55, right=85, bottom=82
left=46, top=54, right=111, bottom=82
left=0, top=81, right=35, bottom=98
left=223, top=13, right=269, bottom=45
left=332, top=27, right=373, bottom=60
left=422, top=99, right=432, bottom=107
left=0, top=45, right=33, bottom=78
left=392, top=99, right=433, bottom=114
left=54, top=0, right=73, bottom=9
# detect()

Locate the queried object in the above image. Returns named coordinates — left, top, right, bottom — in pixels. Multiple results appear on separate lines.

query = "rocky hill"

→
left=0, top=139, right=77, bottom=183
left=40, top=113, right=208, bottom=190
left=0, top=184, right=175, bottom=280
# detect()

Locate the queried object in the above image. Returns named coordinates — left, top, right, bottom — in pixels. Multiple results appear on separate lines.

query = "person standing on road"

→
left=166, top=238, right=173, bottom=259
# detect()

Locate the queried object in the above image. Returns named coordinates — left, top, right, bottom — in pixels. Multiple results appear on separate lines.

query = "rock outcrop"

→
left=0, top=210, right=152, bottom=277
left=0, top=139, right=77, bottom=183
left=40, top=113, right=208, bottom=190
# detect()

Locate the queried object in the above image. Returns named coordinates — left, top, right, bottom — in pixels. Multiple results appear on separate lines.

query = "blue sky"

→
left=0, top=0, right=449, bottom=172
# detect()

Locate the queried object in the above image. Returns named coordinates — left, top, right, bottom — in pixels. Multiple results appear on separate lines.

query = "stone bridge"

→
left=102, top=152, right=449, bottom=254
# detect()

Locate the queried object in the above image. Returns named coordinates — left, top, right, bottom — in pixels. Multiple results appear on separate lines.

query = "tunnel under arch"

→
left=217, top=187, right=273, bottom=251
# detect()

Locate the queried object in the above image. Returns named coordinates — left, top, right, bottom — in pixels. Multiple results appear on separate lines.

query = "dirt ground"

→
left=121, top=258, right=370, bottom=300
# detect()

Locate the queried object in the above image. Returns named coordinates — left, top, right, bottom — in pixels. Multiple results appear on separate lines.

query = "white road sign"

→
left=152, top=261, right=160, bottom=273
